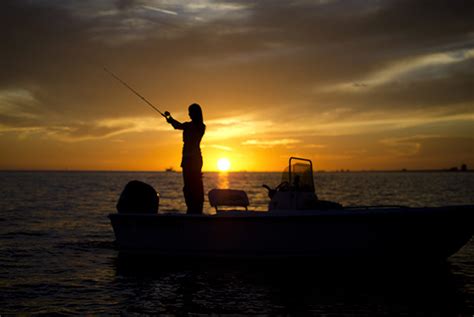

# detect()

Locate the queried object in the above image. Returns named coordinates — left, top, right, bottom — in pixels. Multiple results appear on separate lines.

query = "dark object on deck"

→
left=116, top=180, right=159, bottom=213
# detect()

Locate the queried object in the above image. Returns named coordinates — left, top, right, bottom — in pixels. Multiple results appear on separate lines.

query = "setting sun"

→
left=217, top=158, right=231, bottom=172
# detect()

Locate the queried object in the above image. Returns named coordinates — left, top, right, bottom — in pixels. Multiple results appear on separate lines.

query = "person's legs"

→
left=189, top=170, right=204, bottom=214
left=182, top=158, right=204, bottom=214
left=182, top=167, right=193, bottom=213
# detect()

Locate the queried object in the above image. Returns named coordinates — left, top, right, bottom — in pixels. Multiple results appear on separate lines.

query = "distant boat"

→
left=110, top=158, right=473, bottom=260
left=165, top=167, right=177, bottom=173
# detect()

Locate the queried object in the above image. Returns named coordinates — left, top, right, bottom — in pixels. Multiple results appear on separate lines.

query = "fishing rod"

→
left=104, top=67, right=167, bottom=118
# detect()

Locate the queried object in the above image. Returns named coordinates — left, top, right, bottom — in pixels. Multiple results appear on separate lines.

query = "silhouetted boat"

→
left=109, top=158, right=473, bottom=260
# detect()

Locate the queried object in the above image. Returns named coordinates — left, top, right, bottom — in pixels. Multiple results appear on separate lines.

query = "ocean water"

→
left=0, top=171, right=473, bottom=315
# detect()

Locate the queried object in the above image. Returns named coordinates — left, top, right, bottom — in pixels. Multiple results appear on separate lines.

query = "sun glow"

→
left=217, top=158, right=231, bottom=172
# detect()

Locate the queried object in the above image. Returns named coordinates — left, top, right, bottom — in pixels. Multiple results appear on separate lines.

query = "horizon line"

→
left=0, top=168, right=471, bottom=173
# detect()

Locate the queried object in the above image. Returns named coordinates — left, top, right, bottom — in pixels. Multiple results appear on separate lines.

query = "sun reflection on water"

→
left=217, top=172, right=229, bottom=189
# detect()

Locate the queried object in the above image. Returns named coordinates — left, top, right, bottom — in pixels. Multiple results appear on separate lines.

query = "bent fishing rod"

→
left=104, top=67, right=167, bottom=118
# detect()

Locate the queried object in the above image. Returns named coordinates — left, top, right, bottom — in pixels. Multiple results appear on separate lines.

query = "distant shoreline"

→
left=0, top=169, right=472, bottom=173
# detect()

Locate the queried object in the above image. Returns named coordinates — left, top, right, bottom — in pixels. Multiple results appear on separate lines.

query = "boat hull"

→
left=109, top=205, right=473, bottom=260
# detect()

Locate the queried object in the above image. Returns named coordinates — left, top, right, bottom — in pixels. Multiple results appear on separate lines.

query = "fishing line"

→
left=104, top=67, right=167, bottom=118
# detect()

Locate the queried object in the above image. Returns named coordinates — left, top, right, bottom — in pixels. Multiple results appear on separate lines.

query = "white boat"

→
left=109, top=158, right=474, bottom=260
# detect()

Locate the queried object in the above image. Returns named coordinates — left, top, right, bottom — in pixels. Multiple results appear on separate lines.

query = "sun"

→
left=217, top=158, right=231, bottom=172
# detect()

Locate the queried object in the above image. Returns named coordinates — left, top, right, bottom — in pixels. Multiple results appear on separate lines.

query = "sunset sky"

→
left=1, top=0, right=473, bottom=171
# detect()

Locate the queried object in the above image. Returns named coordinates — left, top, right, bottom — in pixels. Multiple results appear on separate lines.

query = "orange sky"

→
left=1, top=1, right=473, bottom=171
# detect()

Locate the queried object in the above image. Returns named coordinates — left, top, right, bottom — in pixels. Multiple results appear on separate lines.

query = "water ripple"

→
left=0, top=171, right=473, bottom=314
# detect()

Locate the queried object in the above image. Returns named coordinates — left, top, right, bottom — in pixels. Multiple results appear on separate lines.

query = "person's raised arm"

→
left=164, top=111, right=184, bottom=130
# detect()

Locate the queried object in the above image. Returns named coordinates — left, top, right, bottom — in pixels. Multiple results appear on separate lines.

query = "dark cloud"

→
left=0, top=114, right=41, bottom=129
left=314, top=60, right=474, bottom=114
left=116, top=0, right=135, bottom=10
left=46, top=121, right=134, bottom=140
left=0, top=1, right=92, bottom=85
left=382, top=135, right=474, bottom=166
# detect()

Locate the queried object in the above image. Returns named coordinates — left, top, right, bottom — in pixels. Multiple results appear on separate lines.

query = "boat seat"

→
left=208, top=189, right=249, bottom=212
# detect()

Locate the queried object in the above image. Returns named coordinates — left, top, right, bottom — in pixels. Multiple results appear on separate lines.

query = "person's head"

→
left=188, top=103, right=203, bottom=124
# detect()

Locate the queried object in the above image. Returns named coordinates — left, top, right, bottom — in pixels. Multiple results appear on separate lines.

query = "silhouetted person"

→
left=165, top=103, right=206, bottom=214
